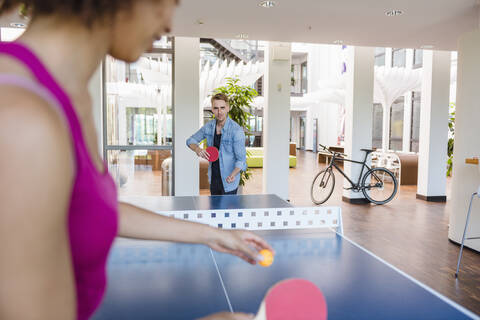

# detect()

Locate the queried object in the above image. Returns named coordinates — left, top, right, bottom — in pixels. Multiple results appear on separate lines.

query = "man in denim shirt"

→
left=187, top=93, right=247, bottom=195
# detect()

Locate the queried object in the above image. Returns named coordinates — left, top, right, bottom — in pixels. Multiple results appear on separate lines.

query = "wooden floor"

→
left=244, top=150, right=480, bottom=315
left=120, top=151, right=480, bottom=315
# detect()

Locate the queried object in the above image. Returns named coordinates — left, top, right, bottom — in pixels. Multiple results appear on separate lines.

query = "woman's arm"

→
left=0, top=91, right=76, bottom=319
left=118, top=202, right=274, bottom=264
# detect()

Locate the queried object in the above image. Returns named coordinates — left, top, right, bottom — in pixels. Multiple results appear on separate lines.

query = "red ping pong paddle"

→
left=206, top=146, right=219, bottom=162
left=254, top=279, right=327, bottom=320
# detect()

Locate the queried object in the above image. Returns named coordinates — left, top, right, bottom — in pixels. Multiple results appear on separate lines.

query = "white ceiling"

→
left=1, top=1, right=478, bottom=51
left=171, top=0, right=479, bottom=51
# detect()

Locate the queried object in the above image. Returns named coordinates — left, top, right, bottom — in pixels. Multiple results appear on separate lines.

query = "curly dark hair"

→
left=0, top=0, right=165, bottom=26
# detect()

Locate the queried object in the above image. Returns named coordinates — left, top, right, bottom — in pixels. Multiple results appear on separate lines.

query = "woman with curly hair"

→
left=0, top=1, right=270, bottom=319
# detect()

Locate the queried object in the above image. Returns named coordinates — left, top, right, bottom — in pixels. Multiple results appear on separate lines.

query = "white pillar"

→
left=343, top=46, right=374, bottom=203
left=174, top=37, right=200, bottom=196
left=88, top=64, right=103, bottom=154
left=449, top=30, right=480, bottom=251
left=263, top=42, right=291, bottom=200
left=380, top=48, right=394, bottom=151
left=416, top=50, right=451, bottom=202
left=381, top=103, right=391, bottom=151
left=402, top=91, right=413, bottom=152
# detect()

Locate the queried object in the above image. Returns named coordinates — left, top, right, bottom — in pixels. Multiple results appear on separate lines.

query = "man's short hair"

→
left=211, top=93, right=230, bottom=107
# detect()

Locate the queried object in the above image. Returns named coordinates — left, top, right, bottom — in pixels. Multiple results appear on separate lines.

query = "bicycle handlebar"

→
left=318, top=144, right=347, bottom=158
left=318, top=144, right=329, bottom=152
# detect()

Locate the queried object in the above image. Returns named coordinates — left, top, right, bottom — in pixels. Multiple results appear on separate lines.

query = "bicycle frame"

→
left=325, top=152, right=372, bottom=190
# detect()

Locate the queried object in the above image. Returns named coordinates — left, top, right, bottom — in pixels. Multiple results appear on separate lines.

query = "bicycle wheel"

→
left=311, top=168, right=335, bottom=205
left=361, top=167, right=398, bottom=205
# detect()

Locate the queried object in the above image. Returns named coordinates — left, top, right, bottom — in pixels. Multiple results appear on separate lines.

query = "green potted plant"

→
left=212, top=77, right=258, bottom=189
left=447, top=102, right=455, bottom=176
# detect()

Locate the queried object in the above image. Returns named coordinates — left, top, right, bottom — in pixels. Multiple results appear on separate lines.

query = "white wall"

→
left=343, top=46, right=374, bottom=200
left=303, top=44, right=343, bottom=150
left=416, top=50, right=451, bottom=199
left=174, top=37, right=200, bottom=196
left=263, top=42, right=291, bottom=200
left=449, top=30, right=480, bottom=251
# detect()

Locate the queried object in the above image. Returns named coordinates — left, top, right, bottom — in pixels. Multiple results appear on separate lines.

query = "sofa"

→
left=246, top=147, right=297, bottom=168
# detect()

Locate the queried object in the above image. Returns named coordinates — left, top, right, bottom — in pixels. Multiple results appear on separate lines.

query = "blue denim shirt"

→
left=186, top=117, right=247, bottom=192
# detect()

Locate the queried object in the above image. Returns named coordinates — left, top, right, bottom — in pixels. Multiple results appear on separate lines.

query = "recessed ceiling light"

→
left=236, top=33, right=249, bottom=39
left=385, top=9, right=403, bottom=17
left=259, top=1, right=276, bottom=8
left=421, top=45, right=434, bottom=49
left=196, top=19, right=204, bottom=25
left=10, top=22, right=26, bottom=28
left=333, top=40, right=344, bottom=45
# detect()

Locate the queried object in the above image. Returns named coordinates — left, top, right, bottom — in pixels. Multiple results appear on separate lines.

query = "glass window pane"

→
left=374, top=48, right=386, bottom=67
left=372, top=103, right=383, bottom=149
left=107, top=149, right=172, bottom=196
left=301, top=62, right=308, bottom=93
left=389, top=98, right=404, bottom=151
left=375, top=47, right=386, bottom=56
left=105, top=53, right=173, bottom=146
left=257, top=116, right=263, bottom=132
left=375, top=54, right=385, bottom=67
left=392, top=49, right=406, bottom=67
left=413, top=49, right=423, bottom=68
left=410, top=92, right=421, bottom=152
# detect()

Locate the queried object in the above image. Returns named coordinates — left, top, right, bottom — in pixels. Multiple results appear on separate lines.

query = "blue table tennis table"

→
left=92, top=194, right=479, bottom=320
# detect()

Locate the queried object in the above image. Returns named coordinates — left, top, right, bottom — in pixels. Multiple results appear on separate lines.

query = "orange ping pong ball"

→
left=258, top=249, right=274, bottom=267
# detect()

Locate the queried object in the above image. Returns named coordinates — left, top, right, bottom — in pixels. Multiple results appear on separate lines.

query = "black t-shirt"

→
left=211, top=127, right=223, bottom=193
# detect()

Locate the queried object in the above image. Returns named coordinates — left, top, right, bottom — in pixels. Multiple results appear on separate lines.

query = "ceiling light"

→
left=196, top=19, right=204, bottom=25
left=259, top=1, right=276, bottom=8
left=333, top=40, right=344, bottom=45
left=385, top=10, right=403, bottom=17
left=236, top=33, right=249, bottom=39
left=10, top=22, right=26, bottom=28
left=421, top=45, right=434, bottom=49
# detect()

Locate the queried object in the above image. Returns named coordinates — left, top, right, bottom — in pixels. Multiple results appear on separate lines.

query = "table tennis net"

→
left=155, top=207, right=343, bottom=234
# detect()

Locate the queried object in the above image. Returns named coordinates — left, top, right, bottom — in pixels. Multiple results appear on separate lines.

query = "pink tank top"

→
left=0, top=41, right=118, bottom=320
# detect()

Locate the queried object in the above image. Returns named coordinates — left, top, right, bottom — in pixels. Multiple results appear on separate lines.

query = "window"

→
left=301, top=62, right=308, bottom=93
left=372, top=103, right=383, bottom=149
left=375, top=48, right=386, bottom=67
left=245, top=111, right=263, bottom=147
left=103, top=37, right=174, bottom=196
left=413, top=49, right=423, bottom=69
left=392, top=48, right=406, bottom=67
left=389, top=97, right=404, bottom=151
left=410, top=92, right=421, bottom=152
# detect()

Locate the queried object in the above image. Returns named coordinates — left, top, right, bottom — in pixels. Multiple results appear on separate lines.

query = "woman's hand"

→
left=197, top=312, right=255, bottom=320
left=205, top=228, right=275, bottom=264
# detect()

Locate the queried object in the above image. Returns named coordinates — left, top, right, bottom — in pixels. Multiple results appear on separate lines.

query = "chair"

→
left=455, top=185, right=480, bottom=277
left=371, top=151, right=401, bottom=185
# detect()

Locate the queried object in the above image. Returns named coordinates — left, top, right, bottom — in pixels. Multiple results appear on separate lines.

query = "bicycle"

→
left=311, top=144, right=398, bottom=205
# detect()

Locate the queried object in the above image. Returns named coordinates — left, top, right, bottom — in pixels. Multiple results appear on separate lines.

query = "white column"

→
left=263, top=42, right=291, bottom=200
left=416, top=50, right=451, bottom=201
left=403, top=91, right=413, bottom=152
left=88, top=64, right=103, bottom=154
left=385, top=48, right=393, bottom=68
left=174, top=37, right=200, bottom=196
left=449, top=30, right=480, bottom=251
left=381, top=103, right=391, bottom=151
left=343, top=46, right=374, bottom=203
left=403, top=47, right=415, bottom=153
